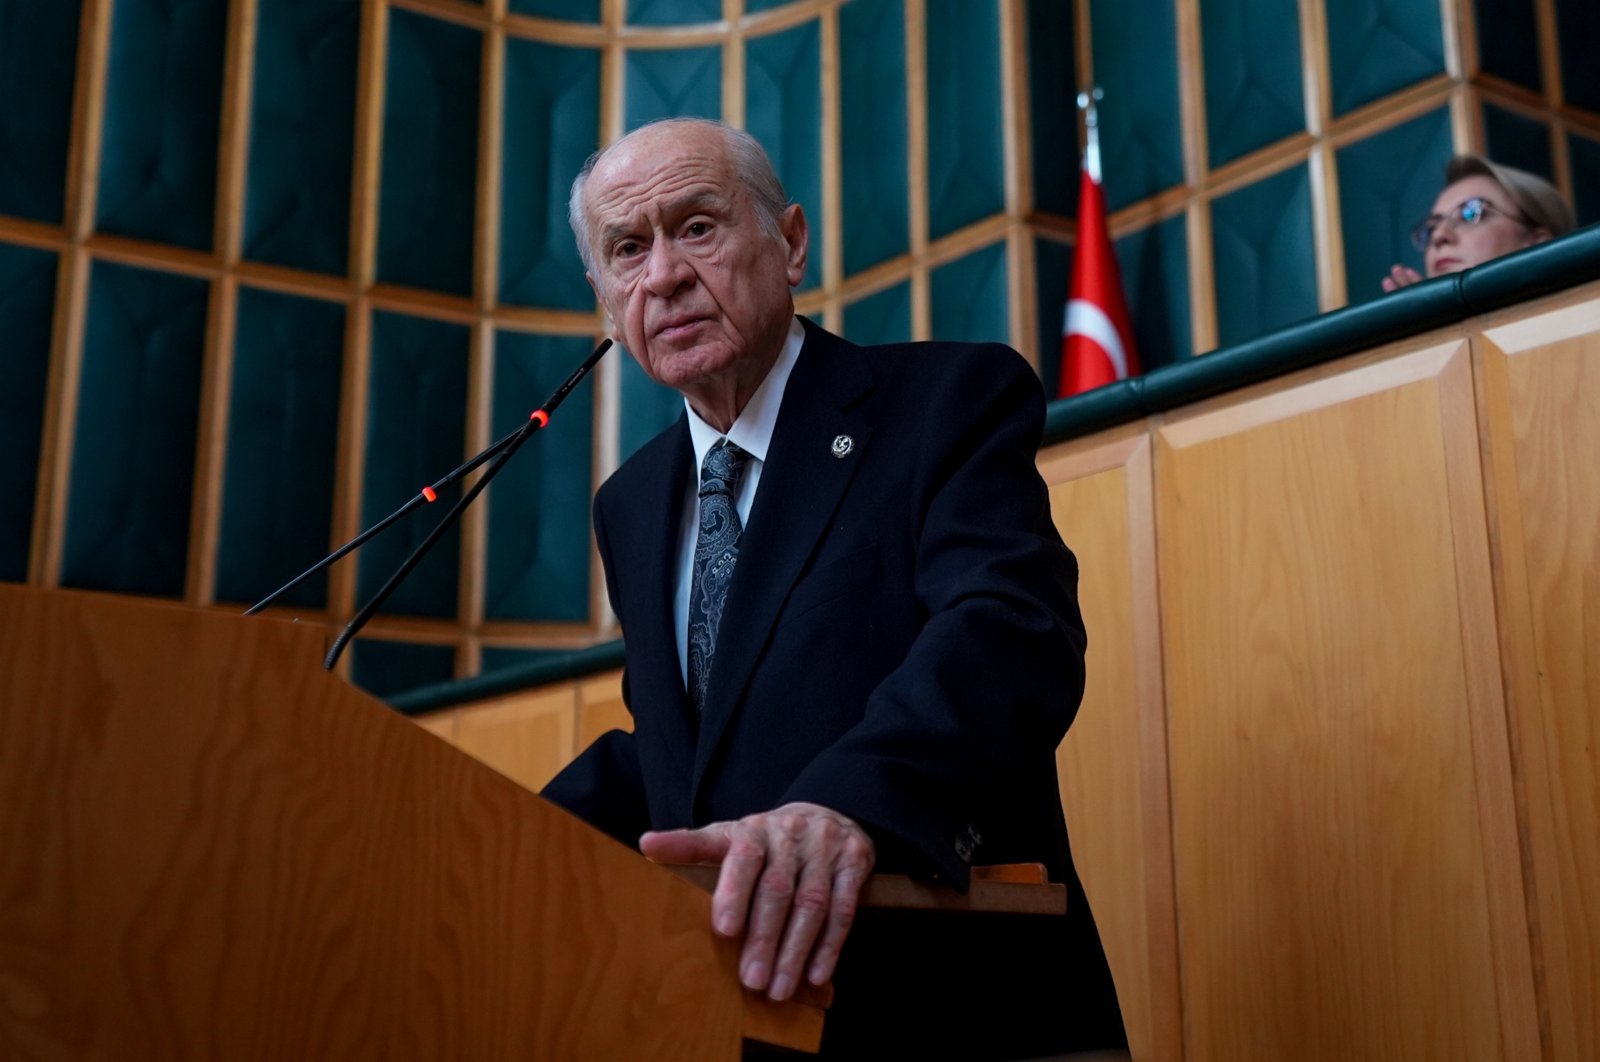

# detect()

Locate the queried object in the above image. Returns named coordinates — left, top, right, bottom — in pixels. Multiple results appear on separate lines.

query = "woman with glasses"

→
left=1382, top=154, right=1575, bottom=292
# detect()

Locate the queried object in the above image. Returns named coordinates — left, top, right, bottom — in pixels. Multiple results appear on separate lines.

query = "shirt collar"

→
left=685, top=316, right=805, bottom=469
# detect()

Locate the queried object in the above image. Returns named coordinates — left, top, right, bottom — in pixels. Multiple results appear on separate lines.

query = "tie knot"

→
left=700, top=440, right=750, bottom=499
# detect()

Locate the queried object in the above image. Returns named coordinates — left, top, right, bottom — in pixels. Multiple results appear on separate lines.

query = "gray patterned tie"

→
left=687, top=439, right=751, bottom=714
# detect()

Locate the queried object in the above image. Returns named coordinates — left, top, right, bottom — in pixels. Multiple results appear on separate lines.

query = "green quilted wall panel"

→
left=215, top=287, right=346, bottom=608
left=1035, top=236, right=1071, bottom=396
left=376, top=8, right=480, bottom=296
left=96, top=0, right=226, bottom=250
left=1325, top=0, right=1444, bottom=117
left=841, top=282, right=912, bottom=349
left=485, top=331, right=595, bottom=623
left=1090, top=0, right=1184, bottom=211
left=1117, top=216, right=1190, bottom=367
left=1483, top=104, right=1554, bottom=180
left=926, top=0, right=1005, bottom=240
left=1027, top=0, right=1081, bottom=220
left=624, top=45, right=722, bottom=129
left=839, top=0, right=909, bottom=275
left=0, top=0, right=79, bottom=223
left=1554, top=0, right=1600, bottom=112
left=352, top=637, right=456, bottom=698
left=619, top=354, right=684, bottom=462
left=480, top=645, right=567, bottom=673
left=1337, top=106, right=1453, bottom=304
left=510, top=0, right=599, bottom=17
left=357, top=311, right=469, bottom=619
left=0, top=243, right=56, bottom=581
left=930, top=242, right=1008, bottom=345
left=1211, top=163, right=1318, bottom=347
left=500, top=36, right=599, bottom=310
left=628, top=0, right=719, bottom=26
left=1202, top=0, right=1305, bottom=167
left=747, top=20, right=823, bottom=291
left=1568, top=132, right=1600, bottom=227
left=62, top=262, right=209, bottom=597
left=1473, top=0, right=1542, bottom=92
left=243, top=0, right=359, bottom=276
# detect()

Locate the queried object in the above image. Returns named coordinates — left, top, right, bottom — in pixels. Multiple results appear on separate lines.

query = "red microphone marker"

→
left=422, top=486, right=437, bottom=502
left=530, top=410, right=550, bottom=428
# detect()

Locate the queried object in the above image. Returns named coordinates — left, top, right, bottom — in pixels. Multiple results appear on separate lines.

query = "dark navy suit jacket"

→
left=544, top=319, right=1126, bottom=1056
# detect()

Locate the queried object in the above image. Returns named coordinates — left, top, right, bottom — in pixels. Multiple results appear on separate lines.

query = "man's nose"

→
left=642, top=240, right=692, bottom=296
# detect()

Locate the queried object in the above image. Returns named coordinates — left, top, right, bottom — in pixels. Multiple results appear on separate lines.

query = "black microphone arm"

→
left=244, top=338, right=612, bottom=671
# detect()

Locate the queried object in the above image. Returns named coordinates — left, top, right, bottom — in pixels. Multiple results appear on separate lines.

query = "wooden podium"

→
left=0, top=585, right=823, bottom=1059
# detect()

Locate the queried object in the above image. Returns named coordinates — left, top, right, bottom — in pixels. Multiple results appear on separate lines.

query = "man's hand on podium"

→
left=639, top=801, right=876, bottom=1002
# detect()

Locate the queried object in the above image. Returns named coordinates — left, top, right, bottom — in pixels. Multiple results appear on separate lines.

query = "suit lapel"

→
left=691, top=323, right=876, bottom=800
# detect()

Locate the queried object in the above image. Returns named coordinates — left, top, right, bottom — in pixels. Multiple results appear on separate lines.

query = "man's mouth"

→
left=654, top=315, right=707, bottom=340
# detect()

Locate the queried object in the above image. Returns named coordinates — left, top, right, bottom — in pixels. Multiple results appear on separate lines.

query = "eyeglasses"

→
left=1409, top=196, right=1528, bottom=251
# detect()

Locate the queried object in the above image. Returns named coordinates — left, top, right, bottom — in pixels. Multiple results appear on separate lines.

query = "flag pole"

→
left=1077, top=86, right=1103, bottom=183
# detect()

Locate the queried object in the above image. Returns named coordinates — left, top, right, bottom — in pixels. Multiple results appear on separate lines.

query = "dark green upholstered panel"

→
left=1034, top=236, right=1071, bottom=397
left=1090, top=0, right=1183, bottom=211
left=485, top=331, right=594, bottom=623
left=926, top=0, right=1004, bottom=241
left=619, top=354, right=683, bottom=462
left=96, top=0, right=226, bottom=249
left=509, top=0, right=598, bottom=18
left=1026, top=0, right=1080, bottom=220
left=747, top=20, right=823, bottom=292
left=1337, top=106, right=1452, bottom=305
left=479, top=645, right=568, bottom=674
left=839, top=0, right=908, bottom=275
left=389, top=638, right=625, bottom=713
left=351, top=637, right=456, bottom=699
left=841, top=283, right=912, bottom=348
left=1211, top=163, right=1318, bottom=348
left=744, top=0, right=791, bottom=12
left=376, top=9, right=480, bottom=296
left=624, top=46, right=721, bottom=129
left=1202, top=0, right=1305, bottom=167
left=0, top=1, right=79, bottom=223
left=1554, top=0, right=1600, bottom=112
left=243, top=0, right=359, bottom=276
left=500, top=37, right=599, bottom=310
left=930, top=241, right=1008, bottom=344
left=357, top=311, right=469, bottom=619
left=627, top=0, right=719, bottom=26
left=61, top=262, right=208, bottom=597
left=1568, top=132, right=1600, bottom=227
left=1325, top=0, right=1444, bottom=117
left=215, top=287, right=345, bottom=608
left=1117, top=215, right=1190, bottom=368
left=1483, top=104, right=1554, bottom=180
left=0, top=243, right=56, bottom=581
left=1473, top=0, right=1542, bottom=92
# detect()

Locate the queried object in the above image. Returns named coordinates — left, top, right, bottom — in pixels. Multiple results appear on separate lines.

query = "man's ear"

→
left=780, top=204, right=809, bottom=287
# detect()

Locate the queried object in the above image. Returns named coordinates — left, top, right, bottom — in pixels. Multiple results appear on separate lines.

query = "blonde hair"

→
left=1445, top=154, right=1575, bottom=238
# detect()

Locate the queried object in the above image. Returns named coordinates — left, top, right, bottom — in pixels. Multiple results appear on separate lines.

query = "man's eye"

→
left=685, top=221, right=711, bottom=237
left=614, top=240, right=642, bottom=257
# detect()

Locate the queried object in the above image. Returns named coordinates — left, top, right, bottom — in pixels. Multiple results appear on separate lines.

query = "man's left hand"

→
left=639, top=802, right=875, bottom=1001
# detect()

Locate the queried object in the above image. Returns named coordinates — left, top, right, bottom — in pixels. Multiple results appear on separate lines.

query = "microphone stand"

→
left=245, top=338, right=612, bottom=671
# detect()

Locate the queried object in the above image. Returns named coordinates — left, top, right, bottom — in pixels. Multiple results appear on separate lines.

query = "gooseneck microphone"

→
left=245, top=338, right=613, bottom=670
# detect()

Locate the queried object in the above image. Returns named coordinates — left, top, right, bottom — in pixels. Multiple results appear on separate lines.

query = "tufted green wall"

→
left=1, top=0, right=1595, bottom=698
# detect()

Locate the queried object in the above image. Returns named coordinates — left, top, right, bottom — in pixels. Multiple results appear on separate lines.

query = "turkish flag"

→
left=1058, top=165, right=1140, bottom=397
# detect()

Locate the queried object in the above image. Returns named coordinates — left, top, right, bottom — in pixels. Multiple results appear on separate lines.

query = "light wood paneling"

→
left=453, top=686, right=578, bottom=792
left=1154, top=341, right=1535, bottom=1060
left=578, top=671, right=630, bottom=750
left=1477, top=298, right=1600, bottom=1062
left=1041, top=424, right=1181, bottom=1062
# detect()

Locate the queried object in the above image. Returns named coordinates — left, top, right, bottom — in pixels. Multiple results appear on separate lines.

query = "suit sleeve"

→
left=538, top=494, right=653, bottom=847
left=779, top=347, right=1086, bottom=888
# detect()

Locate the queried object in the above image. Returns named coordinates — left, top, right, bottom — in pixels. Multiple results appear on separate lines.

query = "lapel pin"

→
left=831, top=434, right=854, bottom=458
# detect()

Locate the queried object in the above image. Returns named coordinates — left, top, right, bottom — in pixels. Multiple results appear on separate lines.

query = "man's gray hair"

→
left=567, top=118, right=791, bottom=276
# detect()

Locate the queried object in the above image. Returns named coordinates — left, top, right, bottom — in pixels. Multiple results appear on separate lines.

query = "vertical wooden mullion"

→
left=188, top=0, right=258, bottom=606
left=723, top=0, right=744, bottom=129
left=818, top=1, right=842, bottom=335
left=1531, top=0, right=1572, bottom=203
left=1444, top=0, right=1480, bottom=153
left=904, top=0, right=929, bottom=340
left=31, top=0, right=115, bottom=587
left=1299, top=0, right=1345, bottom=312
left=1174, top=0, right=1214, bottom=356
left=999, top=0, right=1035, bottom=366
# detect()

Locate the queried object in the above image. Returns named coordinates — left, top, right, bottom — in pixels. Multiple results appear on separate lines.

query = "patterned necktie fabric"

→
left=687, top=439, right=751, bottom=713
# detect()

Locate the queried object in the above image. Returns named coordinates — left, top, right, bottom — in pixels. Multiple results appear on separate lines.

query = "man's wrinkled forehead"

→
left=586, top=129, right=734, bottom=218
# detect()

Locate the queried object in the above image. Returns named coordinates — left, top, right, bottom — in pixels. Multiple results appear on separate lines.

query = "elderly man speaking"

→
left=542, top=117, right=1125, bottom=1058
